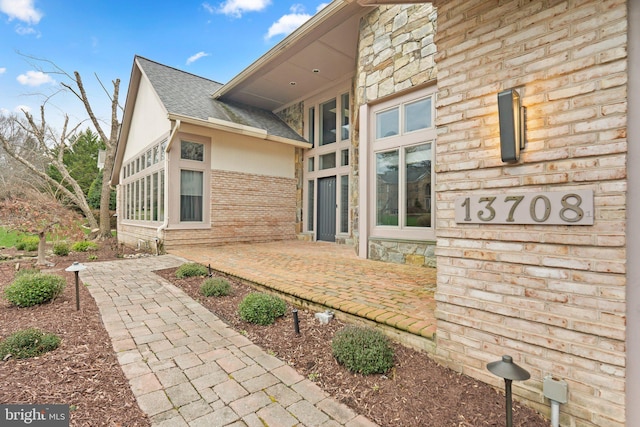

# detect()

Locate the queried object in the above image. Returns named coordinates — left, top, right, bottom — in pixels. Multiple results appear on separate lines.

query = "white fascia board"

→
left=167, top=113, right=311, bottom=149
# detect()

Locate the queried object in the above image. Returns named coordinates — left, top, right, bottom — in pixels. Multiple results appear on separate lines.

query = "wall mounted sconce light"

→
left=498, top=88, right=525, bottom=163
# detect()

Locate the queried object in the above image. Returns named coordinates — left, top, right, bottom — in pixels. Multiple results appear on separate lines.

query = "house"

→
left=113, top=0, right=637, bottom=425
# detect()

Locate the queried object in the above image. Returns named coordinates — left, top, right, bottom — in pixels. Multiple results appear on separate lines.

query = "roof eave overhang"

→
left=166, top=113, right=312, bottom=149
left=212, top=0, right=362, bottom=102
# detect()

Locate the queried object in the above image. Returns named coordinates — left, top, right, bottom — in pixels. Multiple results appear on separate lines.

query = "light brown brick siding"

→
left=163, top=169, right=297, bottom=248
left=432, top=0, right=627, bottom=425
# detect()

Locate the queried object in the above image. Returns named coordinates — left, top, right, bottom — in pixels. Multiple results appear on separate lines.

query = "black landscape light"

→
left=292, top=309, right=300, bottom=335
left=65, top=261, right=87, bottom=311
left=487, top=355, right=530, bottom=427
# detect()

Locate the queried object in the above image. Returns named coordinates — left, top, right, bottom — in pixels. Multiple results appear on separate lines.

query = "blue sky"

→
left=0, top=0, right=328, bottom=134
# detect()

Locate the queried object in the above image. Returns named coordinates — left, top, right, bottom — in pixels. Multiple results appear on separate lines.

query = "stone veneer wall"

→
left=431, top=1, right=627, bottom=425
left=276, top=102, right=305, bottom=234
left=354, top=4, right=438, bottom=266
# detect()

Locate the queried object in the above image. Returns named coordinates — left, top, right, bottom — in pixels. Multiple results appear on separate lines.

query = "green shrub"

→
left=0, top=328, right=61, bottom=359
left=15, top=236, right=39, bottom=252
left=238, top=292, right=287, bottom=325
left=15, top=268, right=40, bottom=278
left=200, top=277, right=231, bottom=297
left=4, top=273, right=66, bottom=307
left=71, top=241, right=98, bottom=252
left=331, top=325, right=395, bottom=375
left=53, top=241, right=70, bottom=256
left=175, top=263, right=208, bottom=278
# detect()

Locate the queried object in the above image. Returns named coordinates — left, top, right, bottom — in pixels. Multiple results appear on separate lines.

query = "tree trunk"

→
left=37, top=231, right=47, bottom=265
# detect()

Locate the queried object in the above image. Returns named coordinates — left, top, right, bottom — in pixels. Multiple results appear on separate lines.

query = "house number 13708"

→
left=454, top=190, right=594, bottom=225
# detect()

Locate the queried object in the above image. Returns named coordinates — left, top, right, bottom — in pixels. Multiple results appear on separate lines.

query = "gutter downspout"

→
left=157, top=119, right=181, bottom=251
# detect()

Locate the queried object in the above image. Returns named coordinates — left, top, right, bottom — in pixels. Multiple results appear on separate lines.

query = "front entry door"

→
left=317, top=176, right=336, bottom=242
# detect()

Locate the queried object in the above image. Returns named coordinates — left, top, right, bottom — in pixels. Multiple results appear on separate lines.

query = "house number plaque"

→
left=455, top=189, right=594, bottom=225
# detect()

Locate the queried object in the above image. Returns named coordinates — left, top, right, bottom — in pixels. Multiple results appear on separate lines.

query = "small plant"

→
left=238, top=292, right=287, bottom=325
left=0, top=328, right=61, bottom=360
left=15, top=236, right=39, bottom=252
left=15, top=268, right=40, bottom=278
left=53, top=241, right=70, bottom=256
left=71, top=241, right=98, bottom=252
left=200, top=277, right=231, bottom=297
left=175, top=262, right=208, bottom=278
left=87, top=254, right=98, bottom=261
left=331, top=325, right=395, bottom=375
left=4, top=272, right=66, bottom=307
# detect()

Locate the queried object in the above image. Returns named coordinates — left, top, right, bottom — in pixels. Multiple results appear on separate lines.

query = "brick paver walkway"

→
left=81, top=256, right=377, bottom=427
left=171, top=241, right=437, bottom=340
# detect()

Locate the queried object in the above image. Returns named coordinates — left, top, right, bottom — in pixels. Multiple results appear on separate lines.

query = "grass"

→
left=0, top=228, right=25, bottom=248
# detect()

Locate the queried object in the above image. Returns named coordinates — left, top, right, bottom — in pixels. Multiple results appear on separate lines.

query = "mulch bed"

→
left=0, top=240, right=549, bottom=426
left=0, top=241, right=150, bottom=426
left=156, top=267, right=550, bottom=427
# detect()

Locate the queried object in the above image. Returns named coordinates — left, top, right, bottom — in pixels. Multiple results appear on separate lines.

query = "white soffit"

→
left=216, top=1, right=369, bottom=111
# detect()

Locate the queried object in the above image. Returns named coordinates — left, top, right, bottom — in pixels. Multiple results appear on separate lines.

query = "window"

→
left=308, top=157, right=315, bottom=172
left=181, top=141, right=204, bottom=161
left=340, top=175, right=349, bottom=233
left=341, top=149, right=349, bottom=166
left=122, top=139, right=167, bottom=223
left=341, top=93, right=350, bottom=140
left=319, top=152, right=336, bottom=170
left=307, top=181, right=314, bottom=232
left=180, top=170, right=203, bottom=222
left=320, top=99, right=337, bottom=146
left=309, top=107, right=315, bottom=147
left=369, top=90, right=435, bottom=238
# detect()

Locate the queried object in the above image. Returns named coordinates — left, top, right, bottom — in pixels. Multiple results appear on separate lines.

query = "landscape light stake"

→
left=487, top=355, right=530, bottom=427
left=65, top=262, right=87, bottom=311
left=208, top=264, right=213, bottom=277
left=292, top=309, right=300, bottom=335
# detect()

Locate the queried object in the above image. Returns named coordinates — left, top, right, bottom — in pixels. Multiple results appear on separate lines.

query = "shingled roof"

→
left=136, top=56, right=306, bottom=142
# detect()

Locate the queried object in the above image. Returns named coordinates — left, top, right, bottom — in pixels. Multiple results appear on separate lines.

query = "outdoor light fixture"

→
left=65, top=261, right=87, bottom=311
left=498, top=88, right=525, bottom=163
left=487, top=355, right=530, bottom=427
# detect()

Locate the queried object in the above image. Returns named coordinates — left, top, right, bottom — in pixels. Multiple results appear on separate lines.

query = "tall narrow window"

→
left=152, top=173, right=159, bottom=221
left=405, top=144, right=431, bottom=227
left=159, top=170, right=165, bottom=221
left=341, top=93, right=350, bottom=141
left=180, top=170, right=203, bottom=222
left=320, top=98, right=336, bottom=146
left=340, top=175, right=349, bottom=233
left=376, top=150, right=399, bottom=226
left=307, top=180, right=314, bottom=232
left=145, top=176, right=151, bottom=221
left=309, top=107, right=315, bottom=148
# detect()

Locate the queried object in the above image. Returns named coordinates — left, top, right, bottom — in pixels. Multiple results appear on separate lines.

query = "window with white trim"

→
left=369, top=88, right=435, bottom=240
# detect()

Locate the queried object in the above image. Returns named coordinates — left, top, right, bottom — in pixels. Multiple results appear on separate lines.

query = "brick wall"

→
left=431, top=1, right=627, bottom=425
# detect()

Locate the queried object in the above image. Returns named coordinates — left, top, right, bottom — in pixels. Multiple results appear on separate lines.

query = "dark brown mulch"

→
left=0, top=240, right=150, bottom=427
left=156, top=267, right=549, bottom=427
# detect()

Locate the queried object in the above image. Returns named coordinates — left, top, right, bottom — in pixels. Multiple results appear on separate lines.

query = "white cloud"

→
left=16, top=70, right=55, bottom=87
left=265, top=4, right=314, bottom=40
left=0, top=67, right=6, bottom=74
left=15, top=104, right=31, bottom=113
left=206, top=0, right=271, bottom=18
left=0, top=0, right=43, bottom=24
left=186, top=51, right=210, bottom=65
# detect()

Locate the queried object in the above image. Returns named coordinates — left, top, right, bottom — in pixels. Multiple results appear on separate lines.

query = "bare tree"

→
left=3, top=55, right=121, bottom=238
left=61, top=71, right=120, bottom=238
left=0, top=105, right=99, bottom=229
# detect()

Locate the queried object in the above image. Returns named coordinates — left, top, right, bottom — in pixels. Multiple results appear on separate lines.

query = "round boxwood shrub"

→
left=238, top=292, right=287, bottom=325
left=331, top=325, right=395, bottom=375
left=175, top=263, right=208, bottom=278
left=200, top=277, right=231, bottom=297
left=4, top=272, right=66, bottom=307
left=0, top=328, right=61, bottom=360
left=71, top=241, right=98, bottom=252
left=53, top=241, right=70, bottom=256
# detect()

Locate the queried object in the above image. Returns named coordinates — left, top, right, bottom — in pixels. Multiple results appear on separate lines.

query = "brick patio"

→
left=170, top=241, right=437, bottom=350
